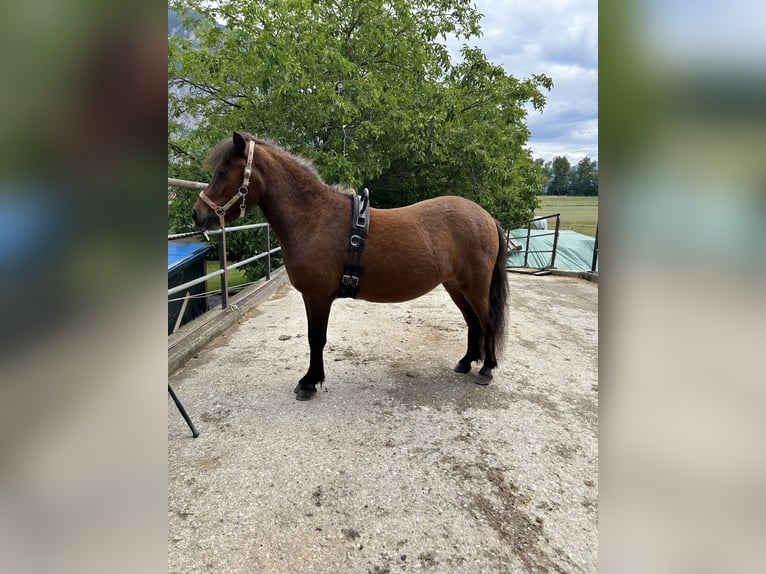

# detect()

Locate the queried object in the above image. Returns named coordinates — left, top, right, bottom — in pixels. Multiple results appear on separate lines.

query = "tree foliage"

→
left=548, top=156, right=571, bottom=195
left=168, top=0, right=552, bottom=236
left=570, top=157, right=598, bottom=196
left=538, top=155, right=598, bottom=196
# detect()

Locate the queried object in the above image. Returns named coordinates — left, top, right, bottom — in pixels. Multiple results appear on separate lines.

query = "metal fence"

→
left=590, top=224, right=598, bottom=273
left=505, top=214, right=598, bottom=273
left=505, top=213, right=562, bottom=270
left=167, top=178, right=282, bottom=326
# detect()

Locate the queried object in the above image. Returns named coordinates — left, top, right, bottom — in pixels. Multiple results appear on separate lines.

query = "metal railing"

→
left=505, top=213, right=562, bottom=270
left=505, top=214, right=598, bottom=273
left=167, top=178, right=282, bottom=320
left=590, top=224, right=598, bottom=273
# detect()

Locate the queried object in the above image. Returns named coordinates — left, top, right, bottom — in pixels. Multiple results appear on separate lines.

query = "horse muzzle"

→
left=191, top=206, right=219, bottom=230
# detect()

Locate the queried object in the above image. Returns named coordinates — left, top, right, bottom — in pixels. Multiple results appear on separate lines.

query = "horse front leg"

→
left=294, top=294, right=333, bottom=401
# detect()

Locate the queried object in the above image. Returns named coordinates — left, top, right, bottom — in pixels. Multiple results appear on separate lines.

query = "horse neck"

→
left=257, top=160, right=341, bottom=245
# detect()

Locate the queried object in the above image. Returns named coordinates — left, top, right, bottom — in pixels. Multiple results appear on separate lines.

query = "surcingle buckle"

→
left=341, top=275, right=359, bottom=289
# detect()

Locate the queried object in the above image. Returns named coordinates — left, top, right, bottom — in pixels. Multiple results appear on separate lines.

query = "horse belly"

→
left=356, top=239, right=454, bottom=303
left=357, top=265, right=445, bottom=303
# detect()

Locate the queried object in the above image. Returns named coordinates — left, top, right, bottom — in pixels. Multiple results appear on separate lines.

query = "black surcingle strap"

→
left=339, top=188, right=370, bottom=298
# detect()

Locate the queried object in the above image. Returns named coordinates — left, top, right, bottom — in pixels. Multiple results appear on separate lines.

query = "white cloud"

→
left=448, top=0, right=598, bottom=163
left=528, top=141, right=598, bottom=164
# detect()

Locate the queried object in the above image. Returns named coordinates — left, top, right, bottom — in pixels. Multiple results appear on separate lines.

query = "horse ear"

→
left=233, top=131, right=246, bottom=154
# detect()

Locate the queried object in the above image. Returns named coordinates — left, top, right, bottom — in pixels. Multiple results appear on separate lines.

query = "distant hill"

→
left=168, top=9, right=197, bottom=39
left=168, top=9, right=182, bottom=36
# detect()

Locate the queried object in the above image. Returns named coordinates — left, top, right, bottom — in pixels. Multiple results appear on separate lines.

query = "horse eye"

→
left=219, top=169, right=229, bottom=178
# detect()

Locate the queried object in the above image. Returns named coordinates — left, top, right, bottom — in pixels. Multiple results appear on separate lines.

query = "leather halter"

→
left=198, top=139, right=255, bottom=226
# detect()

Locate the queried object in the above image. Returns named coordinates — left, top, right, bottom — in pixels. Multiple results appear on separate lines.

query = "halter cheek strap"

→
left=198, top=139, right=256, bottom=224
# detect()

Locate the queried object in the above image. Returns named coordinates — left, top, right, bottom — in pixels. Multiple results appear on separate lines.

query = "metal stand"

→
left=168, top=384, right=199, bottom=438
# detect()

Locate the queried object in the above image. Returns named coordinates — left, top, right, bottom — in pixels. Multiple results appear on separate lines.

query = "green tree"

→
left=548, top=155, right=571, bottom=195
left=535, top=158, right=552, bottom=194
left=570, top=157, right=598, bottom=196
left=367, top=46, right=551, bottom=221
left=169, top=0, right=552, bottom=232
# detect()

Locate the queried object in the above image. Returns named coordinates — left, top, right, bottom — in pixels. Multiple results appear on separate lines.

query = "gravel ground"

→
left=168, top=273, right=598, bottom=573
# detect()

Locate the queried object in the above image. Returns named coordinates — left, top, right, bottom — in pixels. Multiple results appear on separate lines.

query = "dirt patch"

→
left=385, top=369, right=516, bottom=412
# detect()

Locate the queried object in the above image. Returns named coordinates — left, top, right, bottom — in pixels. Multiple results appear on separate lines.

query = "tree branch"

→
left=171, top=78, right=244, bottom=109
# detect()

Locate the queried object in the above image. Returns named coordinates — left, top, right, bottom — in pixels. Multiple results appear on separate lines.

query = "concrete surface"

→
left=168, top=267, right=290, bottom=375
left=168, top=273, right=598, bottom=573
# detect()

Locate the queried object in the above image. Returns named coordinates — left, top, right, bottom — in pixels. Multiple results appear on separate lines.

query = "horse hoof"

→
left=453, top=361, right=471, bottom=374
left=475, top=371, right=493, bottom=386
left=295, top=387, right=316, bottom=401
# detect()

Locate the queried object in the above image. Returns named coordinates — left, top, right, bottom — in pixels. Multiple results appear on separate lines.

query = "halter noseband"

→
left=198, top=139, right=256, bottom=225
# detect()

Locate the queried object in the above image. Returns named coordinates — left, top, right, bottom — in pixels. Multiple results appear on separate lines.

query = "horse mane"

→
left=328, top=183, right=354, bottom=197
left=204, top=132, right=354, bottom=197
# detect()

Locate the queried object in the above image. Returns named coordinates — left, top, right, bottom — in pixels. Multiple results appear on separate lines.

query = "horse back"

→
left=358, top=196, right=499, bottom=302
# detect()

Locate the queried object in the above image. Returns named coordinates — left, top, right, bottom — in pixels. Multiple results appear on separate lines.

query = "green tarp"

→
left=507, top=229, right=598, bottom=272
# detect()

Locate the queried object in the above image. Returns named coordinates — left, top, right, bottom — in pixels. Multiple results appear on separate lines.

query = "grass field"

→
left=205, top=261, right=248, bottom=293
left=534, top=195, right=598, bottom=237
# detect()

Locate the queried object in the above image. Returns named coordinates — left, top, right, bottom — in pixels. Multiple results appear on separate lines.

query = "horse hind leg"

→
left=476, top=335, right=498, bottom=384
left=462, top=224, right=509, bottom=385
left=459, top=289, right=499, bottom=386
left=444, top=282, right=483, bottom=374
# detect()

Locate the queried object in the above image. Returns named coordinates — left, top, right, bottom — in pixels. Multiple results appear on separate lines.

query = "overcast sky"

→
left=447, top=0, right=598, bottom=163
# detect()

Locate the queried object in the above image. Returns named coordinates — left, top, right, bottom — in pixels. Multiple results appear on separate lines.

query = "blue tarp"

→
left=168, top=242, right=209, bottom=273
left=507, top=229, right=598, bottom=272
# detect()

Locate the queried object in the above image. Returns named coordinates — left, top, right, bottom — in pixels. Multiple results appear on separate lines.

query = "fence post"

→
left=591, top=224, right=599, bottom=272
left=218, top=226, right=229, bottom=309
left=171, top=291, right=191, bottom=335
left=549, top=215, right=561, bottom=269
left=265, top=225, right=272, bottom=280
left=523, top=222, right=532, bottom=267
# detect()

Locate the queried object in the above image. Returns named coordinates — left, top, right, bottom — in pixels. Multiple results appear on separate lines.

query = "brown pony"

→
left=192, top=132, right=508, bottom=400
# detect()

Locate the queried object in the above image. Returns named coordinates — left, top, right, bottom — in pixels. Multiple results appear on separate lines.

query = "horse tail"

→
left=488, top=221, right=509, bottom=357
